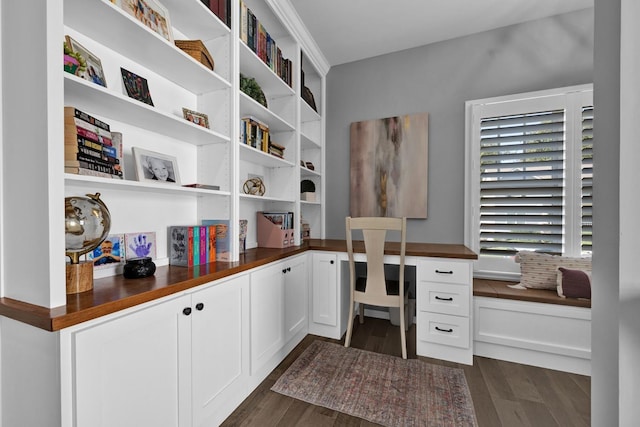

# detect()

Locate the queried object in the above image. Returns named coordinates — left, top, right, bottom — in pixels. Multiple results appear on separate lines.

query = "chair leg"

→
left=359, top=303, right=364, bottom=324
left=399, top=302, right=407, bottom=359
left=345, top=301, right=355, bottom=348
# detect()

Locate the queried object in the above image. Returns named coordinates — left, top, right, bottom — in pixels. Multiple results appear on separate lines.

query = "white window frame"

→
left=464, top=84, right=593, bottom=280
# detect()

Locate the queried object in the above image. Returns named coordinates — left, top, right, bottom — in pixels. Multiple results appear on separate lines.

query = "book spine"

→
left=193, top=226, right=200, bottom=266
left=199, top=226, right=207, bottom=265
left=65, top=135, right=104, bottom=152
left=208, top=225, right=217, bottom=263
left=64, top=166, right=118, bottom=179
left=188, top=226, right=194, bottom=267
left=64, top=106, right=111, bottom=132
left=240, top=0, right=247, bottom=43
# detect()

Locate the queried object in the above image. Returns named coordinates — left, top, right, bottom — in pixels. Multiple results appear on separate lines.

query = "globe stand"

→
left=66, top=261, right=93, bottom=294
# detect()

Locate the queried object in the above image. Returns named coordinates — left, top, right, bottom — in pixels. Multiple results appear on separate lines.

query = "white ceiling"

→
left=289, top=0, right=594, bottom=67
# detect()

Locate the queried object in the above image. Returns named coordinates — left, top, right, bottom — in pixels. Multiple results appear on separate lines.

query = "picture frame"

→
left=87, top=234, right=125, bottom=270
left=125, top=231, right=157, bottom=260
left=119, top=0, right=173, bottom=43
left=182, top=107, right=210, bottom=129
left=132, top=147, right=180, bottom=184
left=120, top=68, right=154, bottom=106
left=65, top=35, right=107, bottom=87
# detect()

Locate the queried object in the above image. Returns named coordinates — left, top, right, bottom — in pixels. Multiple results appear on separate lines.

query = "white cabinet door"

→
left=250, top=261, right=285, bottom=375
left=284, top=255, right=308, bottom=341
left=311, top=252, right=337, bottom=327
left=71, top=295, right=191, bottom=427
left=191, top=274, right=250, bottom=427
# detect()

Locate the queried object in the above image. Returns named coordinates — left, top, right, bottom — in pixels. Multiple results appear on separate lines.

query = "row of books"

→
left=169, top=220, right=232, bottom=267
left=200, top=0, right=231, bottom=28
left=240, top=116, right=286, bottom=159
left=64, top=106, right=123, bottom=179
left=239, top=0, right=293, bottom=87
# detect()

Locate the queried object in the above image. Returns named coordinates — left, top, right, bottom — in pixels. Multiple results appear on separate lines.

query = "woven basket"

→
left=175, top=40, right=214, bottom=71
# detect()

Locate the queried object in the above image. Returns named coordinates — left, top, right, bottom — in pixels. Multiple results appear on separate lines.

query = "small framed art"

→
left=119, top=0, right=173, bottom=42
left=121, top=68, right=154, bottom=106
left=65, top=35, right=107, bottom=87
left=182, top=108, right=210, bottom=129
left=87, top=234, right=125, bottom=269
left=125, top=232, right=157, bottom=260
left=132, top=147, right=180, bottom=184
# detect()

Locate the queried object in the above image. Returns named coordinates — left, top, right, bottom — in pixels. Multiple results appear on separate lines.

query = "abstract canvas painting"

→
left=350, top=112, right=428, bottom=218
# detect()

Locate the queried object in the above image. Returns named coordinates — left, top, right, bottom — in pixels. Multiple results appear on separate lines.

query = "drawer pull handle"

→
left=435, top=270, right=453, bottom=275
left=435, top=296, right=453, bottom=301
left=435, top=326, right=453, bottom=333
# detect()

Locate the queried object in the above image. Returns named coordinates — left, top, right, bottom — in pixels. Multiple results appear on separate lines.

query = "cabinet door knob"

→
left=183, top=307, right=192, bottom=316
left=287, top=267, right=291, bottom=272
left=282, top=269, right=287, bottom=274
left=195, top=302, right=204, bottom=311
left=330, top=260, right=334, bottom=264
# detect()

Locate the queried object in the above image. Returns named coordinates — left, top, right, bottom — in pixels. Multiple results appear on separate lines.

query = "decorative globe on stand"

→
left=65, top=193, right=111, bottom=294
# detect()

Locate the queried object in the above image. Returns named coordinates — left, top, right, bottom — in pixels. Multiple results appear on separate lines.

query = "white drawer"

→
left=418, top=282, right=469, bottom=316
left=419, top=259, right=471, bottom=285
left=418, top=312, right=470, bottom=349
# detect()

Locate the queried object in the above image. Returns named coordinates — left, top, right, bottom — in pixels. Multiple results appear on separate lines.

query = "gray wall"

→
left=325, top=9, right=594, bottom=241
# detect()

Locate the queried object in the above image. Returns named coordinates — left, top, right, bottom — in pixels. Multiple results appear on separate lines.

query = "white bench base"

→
left=473, top=296, right=591, bottom=376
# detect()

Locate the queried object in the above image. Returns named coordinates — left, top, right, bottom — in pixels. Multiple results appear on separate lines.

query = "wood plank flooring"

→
left=222, top=317, right=590, bottom=426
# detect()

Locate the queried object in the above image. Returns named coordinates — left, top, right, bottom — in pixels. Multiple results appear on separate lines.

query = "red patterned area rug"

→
left=272, top=340, right=478, bottom=427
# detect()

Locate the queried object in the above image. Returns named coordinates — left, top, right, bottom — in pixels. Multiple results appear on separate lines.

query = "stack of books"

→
left=239, top=0, right=292, bottom=87
left=240, top=116, right=286, bottom=160
left=64, top=106, right=123, bottom=179
left=240, top=116, right=270, bottom=151
left=168, top=224, right=218, bottom=267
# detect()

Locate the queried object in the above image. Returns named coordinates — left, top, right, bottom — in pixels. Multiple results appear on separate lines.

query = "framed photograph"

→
left=132, top=147, right=180, bottom=184
left=119, top=0, right=173, bottom=42
left=121, top=68, right=154, bottom=106
left=125, top=231, right=157, bottom=260
left=182, top=107, right=210, bottom=129
left=65, top=35, right=107, bottom=87
left=87, top=234, right=125, bottom=270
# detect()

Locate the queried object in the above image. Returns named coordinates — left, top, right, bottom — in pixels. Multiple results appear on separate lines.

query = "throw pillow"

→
left=515, top=251, right=592, bottom=290
left=556, top=267, right=592, bottom=299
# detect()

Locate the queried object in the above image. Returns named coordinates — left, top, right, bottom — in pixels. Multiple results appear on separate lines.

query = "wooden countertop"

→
left=0, top=239, right=476, bottom=331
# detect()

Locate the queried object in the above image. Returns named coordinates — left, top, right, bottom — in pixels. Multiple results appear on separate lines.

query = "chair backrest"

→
left=345, top=217, right=407, bottom=306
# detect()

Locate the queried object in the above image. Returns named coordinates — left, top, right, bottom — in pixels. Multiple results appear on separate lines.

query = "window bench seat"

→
left=472, top=279, right=591, bottom=375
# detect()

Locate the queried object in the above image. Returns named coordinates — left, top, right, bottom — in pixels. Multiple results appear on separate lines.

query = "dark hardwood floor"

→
left=222, top=317, right=590, bottom=426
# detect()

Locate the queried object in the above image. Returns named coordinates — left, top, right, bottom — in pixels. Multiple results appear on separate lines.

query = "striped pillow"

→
left=515, top=251, right=592, bottom=290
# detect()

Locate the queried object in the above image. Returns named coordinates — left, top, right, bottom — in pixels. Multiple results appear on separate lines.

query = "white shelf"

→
left=300, top=166, right=321, bottom=178
left=240, top=43, right=295, bottom=98
left=300, top=100, right=321, bottom=123
left=240, top=92, right=294, bottom=132
left=64, top=0, right=230, bottom=94
left=239, top=143, right=295, bottom=168
left=160, top=0, right=230, bottom=40
left=65, top=174, right=231, bottom=196
left=240, top=193, right=295, bottom=203
left=65, top=75, right=229, bottom=146
left=301, top=132, right=321, bottom=150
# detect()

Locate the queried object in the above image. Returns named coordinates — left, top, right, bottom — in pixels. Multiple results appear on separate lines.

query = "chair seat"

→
left=356, top=277, right=410, bottom=296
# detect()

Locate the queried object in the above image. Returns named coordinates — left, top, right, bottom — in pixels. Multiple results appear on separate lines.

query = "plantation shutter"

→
left=478, top=109, right=565, bottom=256
left=581, top=106, right=594, bottom=253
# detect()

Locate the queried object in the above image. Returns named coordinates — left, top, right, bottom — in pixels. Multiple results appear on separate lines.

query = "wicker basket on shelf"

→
left=175, top=40, right=214, bottom=71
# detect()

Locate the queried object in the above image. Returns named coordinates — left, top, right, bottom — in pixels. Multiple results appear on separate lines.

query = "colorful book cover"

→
left=202, top=219, right=230, bottom=261
left=188, top=226, right=194, bottom=267
left=199, top=226, right=207, bottom=265
left=193, top=225, right=200, bottom=266
left=169, top=226, right=189, bottom=266
left=208, top=225, right=217, bottom=263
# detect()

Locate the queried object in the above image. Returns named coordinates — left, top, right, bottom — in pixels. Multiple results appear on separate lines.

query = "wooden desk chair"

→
left=344, top=216, right=408, bottom=359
